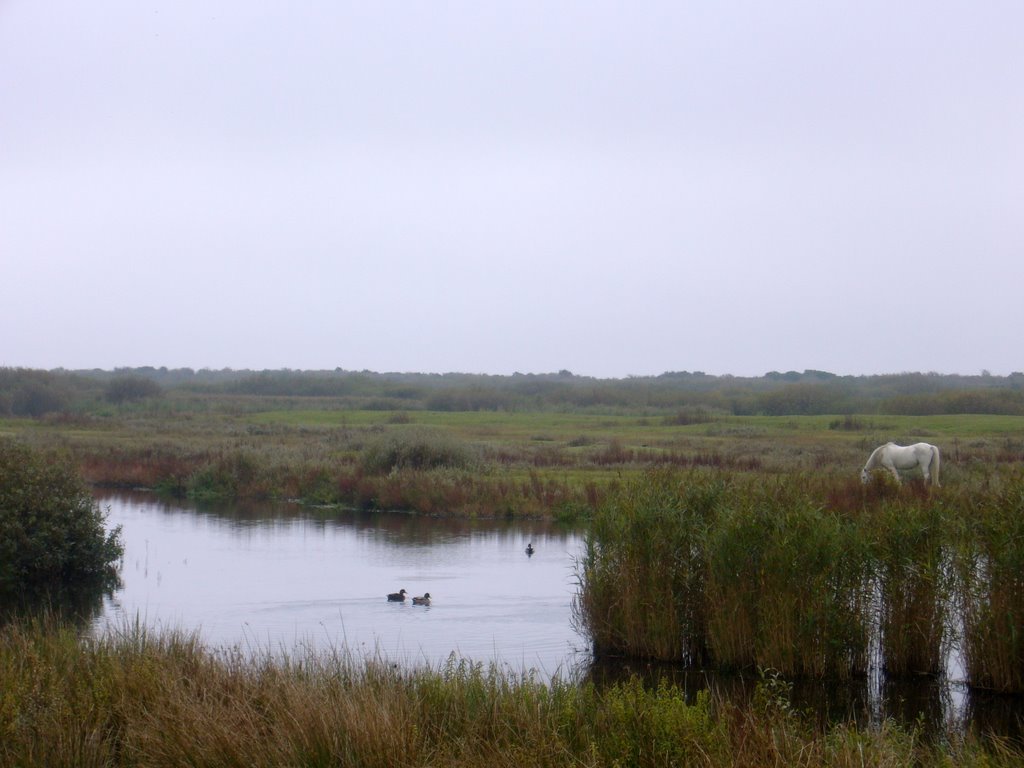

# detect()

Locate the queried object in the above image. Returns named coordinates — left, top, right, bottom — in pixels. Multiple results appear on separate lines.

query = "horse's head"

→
left=860, top=467, right=870, bottom=484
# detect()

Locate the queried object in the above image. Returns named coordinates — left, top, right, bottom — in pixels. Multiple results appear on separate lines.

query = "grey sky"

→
left=2, top=2, right=1021, bottom=378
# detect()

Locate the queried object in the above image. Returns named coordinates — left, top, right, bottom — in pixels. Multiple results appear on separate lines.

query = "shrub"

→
left=359, top=428, right=476, bottom=474
left=11, top=381, right=70, bottom=417
left=0, top=439, right=123, bottom=599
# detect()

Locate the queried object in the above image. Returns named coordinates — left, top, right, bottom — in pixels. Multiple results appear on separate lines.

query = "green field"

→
left=3, top=397, right=1024, bottom=516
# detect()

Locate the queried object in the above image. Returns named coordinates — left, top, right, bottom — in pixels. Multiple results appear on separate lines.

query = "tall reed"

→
left=575, top=470, right=725, bottom=663
left=705, top=480, right=872, bottom=678
left=870, top=497, right=951, bottom=676
left=956, top=473, right=1024, bottom=692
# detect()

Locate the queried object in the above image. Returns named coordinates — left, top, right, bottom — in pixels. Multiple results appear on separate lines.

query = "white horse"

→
left=860, top=442, right=941, bottom=487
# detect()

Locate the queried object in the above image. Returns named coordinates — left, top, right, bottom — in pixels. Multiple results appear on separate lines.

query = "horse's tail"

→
left=930, top=445, right=941, bottom=487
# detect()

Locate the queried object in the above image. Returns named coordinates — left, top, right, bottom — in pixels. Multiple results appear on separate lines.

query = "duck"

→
left=412, top=592, right=431, bottom=606
left=525, top=542, right=535, bottom=557
left=387, top=589, right=407, bottom=602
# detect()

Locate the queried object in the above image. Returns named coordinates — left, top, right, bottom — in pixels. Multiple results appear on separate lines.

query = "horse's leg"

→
left=884, top=461, right=901, bottom=484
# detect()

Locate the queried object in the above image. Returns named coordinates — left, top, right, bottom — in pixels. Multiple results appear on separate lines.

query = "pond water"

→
left=94, top=493, right=589, bottom=677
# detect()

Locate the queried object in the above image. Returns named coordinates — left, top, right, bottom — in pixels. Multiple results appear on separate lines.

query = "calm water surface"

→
left=95, top=493, right=588, bottom=677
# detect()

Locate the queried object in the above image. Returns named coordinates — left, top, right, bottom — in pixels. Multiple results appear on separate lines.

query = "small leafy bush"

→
left=0, top=439, right=123, bottom=599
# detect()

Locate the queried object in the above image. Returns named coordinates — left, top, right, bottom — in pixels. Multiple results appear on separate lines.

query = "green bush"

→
left=0, top=439, right=123, bottom=599
left=359, top=428, right=476, bottom=474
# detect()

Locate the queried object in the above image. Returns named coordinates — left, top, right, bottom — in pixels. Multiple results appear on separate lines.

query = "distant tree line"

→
left=2, top=366, right=1023, bottom=418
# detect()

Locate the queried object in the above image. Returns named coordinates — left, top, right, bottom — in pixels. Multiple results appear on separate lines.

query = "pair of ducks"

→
left=387, top=588, right=430, bottom=605
left=389, top=544, right=533, bottom=604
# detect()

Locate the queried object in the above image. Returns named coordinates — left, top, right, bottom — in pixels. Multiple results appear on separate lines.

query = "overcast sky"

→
left=2, top=2, right=1021, bottom=378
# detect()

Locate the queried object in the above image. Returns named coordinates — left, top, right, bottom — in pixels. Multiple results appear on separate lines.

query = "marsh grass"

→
left=956, top=474, right=1024, bottom=692
left=576, top=470, right=1024, bottom=692
left=12, top=407, right=1024, bottom=519
left=871, top=497, right=951, bottom=677
left=580, top=473, right=873, bottom=677
left=576, top=470, right=719, bottom=663
left=707, top=482, right=871, bottom=678
left=1, top=616, right=1018, bottom=767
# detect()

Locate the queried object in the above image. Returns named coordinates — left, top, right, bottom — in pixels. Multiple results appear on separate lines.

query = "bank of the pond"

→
left=2, top=619, right=1022, bottom=768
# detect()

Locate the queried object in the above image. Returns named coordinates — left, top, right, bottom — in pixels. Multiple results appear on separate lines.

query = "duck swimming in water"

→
left=525, top=543, right=535, bottom=557
left=387, top=589, right=407, bottom=602
left=412, top=593, right=431, bottom=606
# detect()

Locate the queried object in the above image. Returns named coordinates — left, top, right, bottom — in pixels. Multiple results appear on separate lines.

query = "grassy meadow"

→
left=4, top=389, right=1023, bottom=517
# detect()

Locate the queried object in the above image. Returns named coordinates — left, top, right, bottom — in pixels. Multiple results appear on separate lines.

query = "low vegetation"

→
left=1, top=618, right=1021, bottom=767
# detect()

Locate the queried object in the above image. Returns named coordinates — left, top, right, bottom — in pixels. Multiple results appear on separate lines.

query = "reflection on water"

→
left=95, top=492, right=589, bottom=678
left=1, top=580, right=116, bottom=630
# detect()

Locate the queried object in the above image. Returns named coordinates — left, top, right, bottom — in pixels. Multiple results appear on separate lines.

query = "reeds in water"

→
left=575, top=470, right=723, bottom=663
left=706, top=481, right=872, bottom=678
left=577, top=472, right=874, bottom=677
left=871, top=497, right=951, bottom=677
left=576, top=470, right=1024, bottom=689
left=956, top=474, right=1024, bottom=692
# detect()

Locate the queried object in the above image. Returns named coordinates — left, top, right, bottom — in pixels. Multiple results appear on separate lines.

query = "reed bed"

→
left=955, top=474, right=1024, bottom=692
left=1, top=617, right=1019, bottom=767
left=575, top=470, right=719, bottom=663
left=707, top=482, right=872, bottom=678
left=871, top=496, right=951, bottom=677
left=576, top=470, right=1024, bottom=693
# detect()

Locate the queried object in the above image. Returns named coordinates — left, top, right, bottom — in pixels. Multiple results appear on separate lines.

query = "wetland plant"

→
left=705, top=481, right=871, bottom=678
left=956, top=473, right=1024, bottom=692
left=871, top=497, right=952, bottom=677
left=575, top=470, right=720, bottom=664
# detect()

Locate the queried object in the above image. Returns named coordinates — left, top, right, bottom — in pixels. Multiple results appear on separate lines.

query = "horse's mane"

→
left=864, top=444, right=884, bottom=467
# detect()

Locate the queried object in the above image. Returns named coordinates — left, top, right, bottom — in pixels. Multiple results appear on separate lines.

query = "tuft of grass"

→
left=577, top=472, right=873, bottom=677
left=359, top=427, right=477, bottom=475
